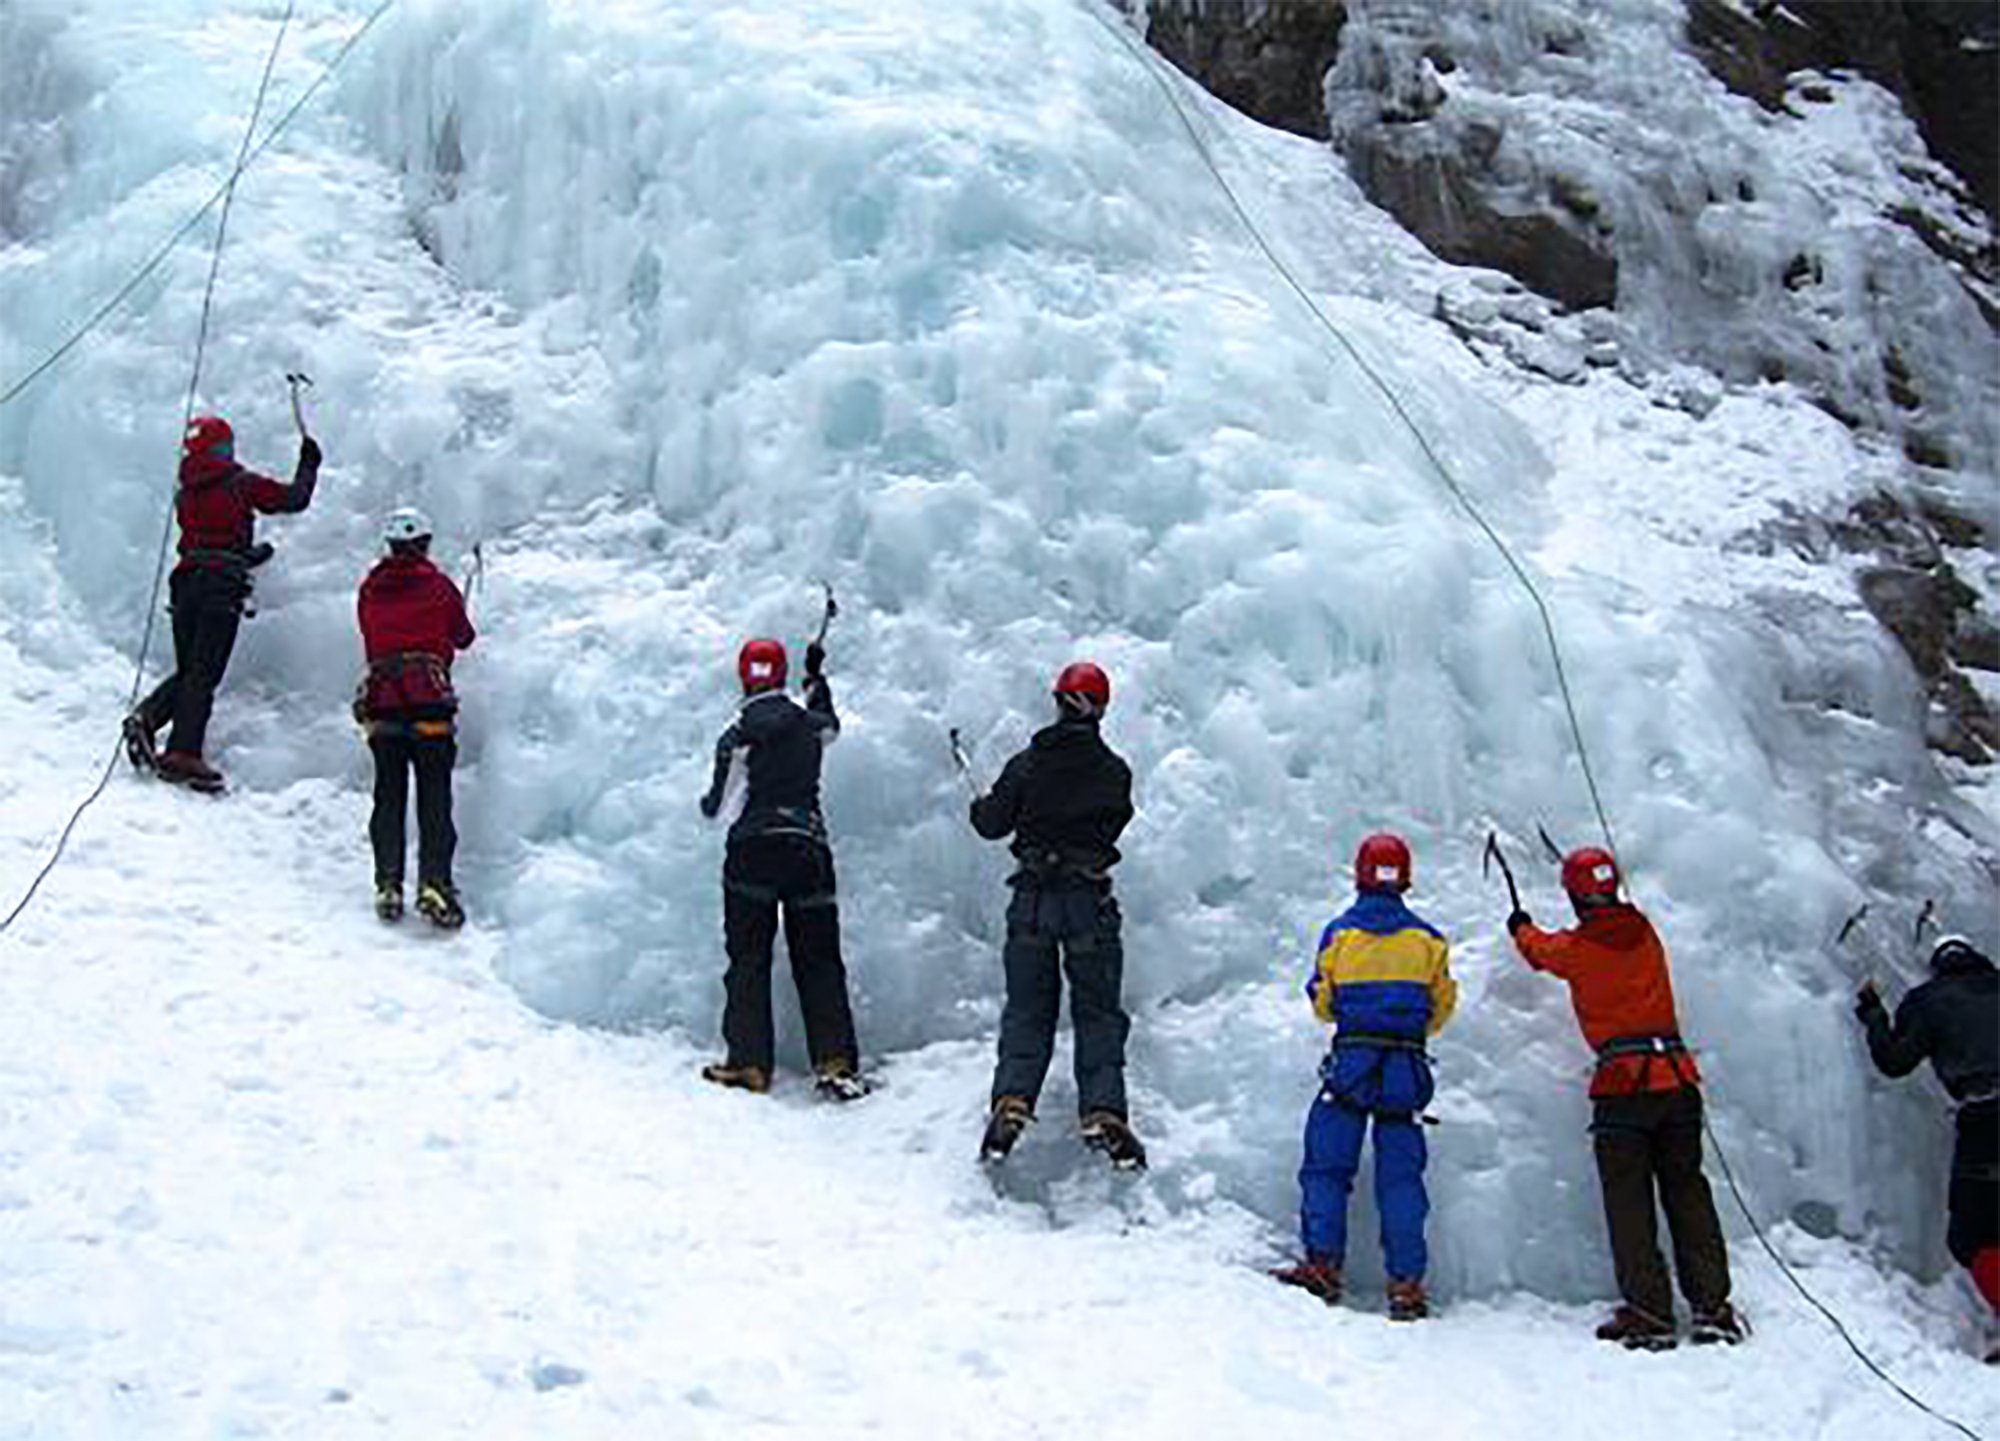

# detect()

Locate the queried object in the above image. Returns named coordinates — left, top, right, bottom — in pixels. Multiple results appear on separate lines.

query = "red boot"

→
left=1272, top=1258, right=1343, bottom=1306
left=157, top=751, right=225, bottom=793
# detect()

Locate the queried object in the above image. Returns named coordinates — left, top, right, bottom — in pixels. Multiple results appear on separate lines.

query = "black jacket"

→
left=1861, top=942, right=1999, bottom=1102
left=702, top=677, right=839, bottom=846
left=970, top=718, right=1133, bottom=883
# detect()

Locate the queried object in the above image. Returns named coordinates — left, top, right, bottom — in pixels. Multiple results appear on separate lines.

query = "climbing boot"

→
left=979, top=1096, right=1035, bottom=1164
left=1079, top=1109, right=1148, bottom=1172
left=157, top=750, right=225, bottom=793
left=1595, top=1305, right=1677, bottom=1351
left=415, top=880, right=465, bottom=930
left=700, top=1062, right=772, bottom=1095
left=375, top=880, right=405, bottom=923
left=121, top=713, right=158, bottom=773
left=1386, top=1279, right=1430, bottom=1322
left=1271, top=1258, right=1343, bottom=1307
left=1689, top=1304, right=1746, bottom=1346
left=814, top=1058, right=873, bottom=1103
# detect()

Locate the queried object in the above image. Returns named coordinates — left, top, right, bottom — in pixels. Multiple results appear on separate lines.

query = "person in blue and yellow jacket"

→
left=1273, top=832, right=1456, bottom=1321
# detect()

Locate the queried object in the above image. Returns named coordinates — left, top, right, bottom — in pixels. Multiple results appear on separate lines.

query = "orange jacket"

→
left=1512, top=903, right=1700, bottom=1098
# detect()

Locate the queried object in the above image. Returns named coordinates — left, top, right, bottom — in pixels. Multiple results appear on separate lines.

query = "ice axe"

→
left=813, top=580, right=838, bottom=648
left=1483, top=831, right=1522, bottom=913
left=283, top=371, right=313, bottom=437
left=948, top=726, right=983, bottom=798
left=462, top=542, right=485, bottom=606
left=1536, top=823, right=1565, bottom=866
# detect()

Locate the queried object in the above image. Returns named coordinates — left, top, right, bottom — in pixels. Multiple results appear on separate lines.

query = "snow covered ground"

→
left=2, top=0, right=1996, bottom=1434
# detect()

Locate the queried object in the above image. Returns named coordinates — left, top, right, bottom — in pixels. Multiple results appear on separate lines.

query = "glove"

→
left=805, top=641, right=826, bottom=678
left=243, top=540, right=276, bottom=569
left=299, top=435, right=322, bottom=469
left=1854, top=981, right=1884, bottom=1022
left=699, top=791, right=721, bottom=820
left=1506, top=908, right=1532, bottom=935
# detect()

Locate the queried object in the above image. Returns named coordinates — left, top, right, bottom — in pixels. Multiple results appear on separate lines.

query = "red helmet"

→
left=184, top=414, right=234, bottom=458
left=1354, top=832, right=1412, bottom=893
left=1562, top=846, right=1621, bottom=900
left=738, top=638, right=787, bottom=693
left=1053, top=661, right=1111, bottom=716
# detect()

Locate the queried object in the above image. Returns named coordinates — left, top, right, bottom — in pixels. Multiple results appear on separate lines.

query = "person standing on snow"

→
left=1508, top=848, right=1742, bottom=1350
left=697, top=637, right=866, bottom=1101
left=123, top=413, right=321, bottom=792
left=1274, top=833, right=1456, bottom=1321
left=968, top=662, right=1143, bottom=1171
left=1854, top=935, right=1999, bottom=1360
left=354, top=507, right=475, bottom=929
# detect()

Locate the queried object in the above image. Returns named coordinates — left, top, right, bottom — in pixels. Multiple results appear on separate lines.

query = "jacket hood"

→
left=368, top=553, right=441, bottom=591
left=1332, top=890, right=1441, bottom=939
left=1032, top=717, right=1101, bottom=750
left=179, top=453, right=240, bottom=490
left=737, top=690, right=800, bottom=741
left=1577, top=901, right=1654, bottom=949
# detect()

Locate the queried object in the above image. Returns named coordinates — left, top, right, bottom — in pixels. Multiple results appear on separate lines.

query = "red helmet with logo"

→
left=183, top=414, right=234, bottom=458
left=738, top=638, right=787, bottom=694
left=1354, top=832, right=1412, bottom=893
left=1053, top=661, right=1111, bottom=716
left=1562, top=846, right=1621, bottom=900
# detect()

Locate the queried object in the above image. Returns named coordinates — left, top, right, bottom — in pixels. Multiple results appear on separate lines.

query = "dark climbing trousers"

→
left=135, top=567, right=246, bottom=757
left=368, top=731, right=458, bottom=887
left=991, top=882, right=1129, bottom=1119
left=1592, top=1086, right=1732, bottom=1320
left=1948, top=1099, right=1999, bottom=1269
left=720, top=834, right=858, bottom=1074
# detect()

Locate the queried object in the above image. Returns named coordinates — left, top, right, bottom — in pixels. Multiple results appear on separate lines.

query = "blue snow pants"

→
left=1298, top=1043, right=1433, bottom=1280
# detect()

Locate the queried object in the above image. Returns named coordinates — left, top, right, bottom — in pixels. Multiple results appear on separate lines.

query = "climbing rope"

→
left=1085, top=2, right=1618, bottom=858
left=0, top=0, right=397, bottom=411
left=1, top=3, right=316, bottom=940
left=1086, top=11, right=1989, bottom=1435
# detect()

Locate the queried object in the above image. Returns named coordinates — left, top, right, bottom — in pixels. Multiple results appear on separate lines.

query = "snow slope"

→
left=1, top=551, right=1994, bottom=1438
left=1, top=0, right=1996, bottom=1432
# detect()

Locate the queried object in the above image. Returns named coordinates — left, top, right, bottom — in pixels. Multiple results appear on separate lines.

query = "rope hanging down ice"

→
left=2, top=2, right=324, bottom=941
left=1084, top=2, right=1618, bottom=861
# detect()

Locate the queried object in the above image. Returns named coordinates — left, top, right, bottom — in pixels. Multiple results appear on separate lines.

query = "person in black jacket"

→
left=697, top=637, right=864, bottom=1100
left=1856, top=935, right=1999, bottom=1346
left=969, top=661, right=1143, bottom=1169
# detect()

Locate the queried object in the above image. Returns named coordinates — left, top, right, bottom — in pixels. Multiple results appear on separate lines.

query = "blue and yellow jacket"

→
left=1306, top=890, right=1456, bottom=1112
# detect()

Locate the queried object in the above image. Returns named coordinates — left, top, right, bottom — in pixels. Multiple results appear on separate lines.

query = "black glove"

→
left=1854, top=982, right=1885, bottom=1023
left=243, top=540, right=276, bottom=569
left=699, top=791, right=721, bottom=820
left=805, top=641, right=826, bottom=678
left=299, top=435, right=322, bottom=469
left=1506, top=909, right=1532, bottom=936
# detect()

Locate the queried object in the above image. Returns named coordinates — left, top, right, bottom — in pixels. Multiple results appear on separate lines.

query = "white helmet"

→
left=383, top=506, right=432, bottom=549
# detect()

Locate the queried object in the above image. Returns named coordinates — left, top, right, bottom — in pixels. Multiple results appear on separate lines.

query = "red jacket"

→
left=1512, top=903, right=1701, bottom=1098
left=175, top=447, right=318, bottom=568
left=356, top=555, right=474, bottom=716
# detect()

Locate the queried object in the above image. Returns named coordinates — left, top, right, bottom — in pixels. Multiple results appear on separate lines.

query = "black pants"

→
left=991, top=882, right=1129, bottom=1119
left=1591, top=1087, right=1732, bottom=1320
left=720, top=834, right=858, bottom=1073
left=1948, top=1099, right=1999, bottom=1268
left=135, top=568, right=245, bottom=757
left=368, top=731, right=457, bottom=887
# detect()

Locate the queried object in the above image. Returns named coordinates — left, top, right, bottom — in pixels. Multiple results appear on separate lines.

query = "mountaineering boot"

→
left=700, top=1062, right=772, bottom=1095
left=121, top=713, right=158, bottom=774
left=814, top=1058, right=872, bottom=1103
left=979, top=1096, right=1035, bottom=1164
left=1386, top=1279, right=1430, bottom=1322
left=1271, top=1258, right=1343, bottom=1307
left=157, top=750, right=225, bottom=794
left=1079, top=1110, right=1148, bottom=1172
left=1689, top=1304, right=1746, bottom=1346
left=415, top=880, right=465, bottom=930
left=1595, top=1305, right=1677, bottom=1351
left=375, top=880, right=405, bottom=923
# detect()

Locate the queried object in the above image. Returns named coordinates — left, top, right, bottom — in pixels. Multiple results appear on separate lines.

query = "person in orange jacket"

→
left=1508, top=847, right=1741, bottom=1350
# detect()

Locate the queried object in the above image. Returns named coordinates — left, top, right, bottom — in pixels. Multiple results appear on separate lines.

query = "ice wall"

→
left=0, top=0, right=1991, bottom=1299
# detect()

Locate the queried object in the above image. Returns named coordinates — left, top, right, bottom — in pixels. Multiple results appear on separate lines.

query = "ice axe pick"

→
left=284, top=371, right=313, bottom=437
left=1483, top=831, right=1522, bottom=913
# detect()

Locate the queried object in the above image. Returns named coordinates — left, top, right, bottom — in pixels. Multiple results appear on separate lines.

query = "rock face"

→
left=1686, top=0, right=1999, bottom=223
left=1142, top=1, right=1347, bottom=142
